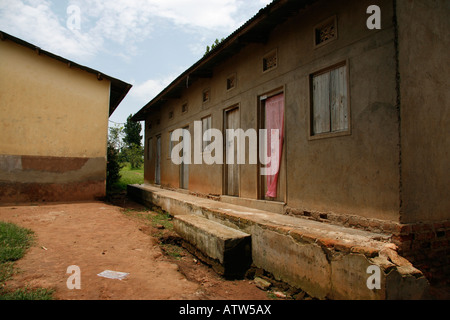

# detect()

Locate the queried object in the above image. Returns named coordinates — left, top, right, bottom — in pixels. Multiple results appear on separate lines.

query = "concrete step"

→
left=220, top=195, right=285, bottom=214
left=173, top=214, right=252, bottom=278
left=128, top=184, right=430, bottom=299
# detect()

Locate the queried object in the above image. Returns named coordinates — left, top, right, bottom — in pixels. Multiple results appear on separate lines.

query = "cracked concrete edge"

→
left=128, top=184, right=430, bottom=299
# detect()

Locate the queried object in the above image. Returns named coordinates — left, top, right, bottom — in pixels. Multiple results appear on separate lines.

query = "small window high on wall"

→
left=314, top=16, right=337, bottom=47
left=310, top=62, right=349, bottom=138
left=227, top=73, right=236, bottom=91
left=263, top=49, right=277, bottom=72
left=182, top=102, right=188, bottom=113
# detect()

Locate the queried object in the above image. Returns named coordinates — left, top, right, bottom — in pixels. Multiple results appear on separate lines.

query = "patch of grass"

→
left=0, top=222, right=34, bottom=264
left=120, top=206, right=184, bottom=259
left=149, top=210, right=174, bottom=231
left=0, top=287, right=54, bottom=300
left=267, top=291, right=278, bottom=300
left=0, top=221, right=54, bottom=300
left=122, top=206, right=173, bottom=231
left=0, top=262, right=14, bottom=285
left=112, top=163, right=144, bottom=191
left=160, top=244, right=183, bottom=259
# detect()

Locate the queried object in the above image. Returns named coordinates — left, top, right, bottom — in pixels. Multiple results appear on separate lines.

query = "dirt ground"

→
left=2, top=194, right=448, bottom=301
left=0, top=195, right=271, bottom=300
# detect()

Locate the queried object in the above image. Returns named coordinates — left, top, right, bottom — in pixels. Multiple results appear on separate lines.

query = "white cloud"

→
left=150, top=0, right=238, bottom=29
left=0, top=0, right=102, bottom=61
left=0, top=0, right=254, bottom=63
left=189, top=41, right=208, bottom=57
left=260, top=0, right=273, bottom=5
left=130, top=74, right=177, bottom=103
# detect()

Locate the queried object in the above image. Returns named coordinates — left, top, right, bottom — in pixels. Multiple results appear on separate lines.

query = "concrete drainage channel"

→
left=128, top=184, right=430, bottom=300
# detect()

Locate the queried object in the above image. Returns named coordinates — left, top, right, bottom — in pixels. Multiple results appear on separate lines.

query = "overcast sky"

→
left=0, top=0, right=272, bottom=128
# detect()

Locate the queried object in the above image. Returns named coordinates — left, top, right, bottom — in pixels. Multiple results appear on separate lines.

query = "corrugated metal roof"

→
left=132, top=0, right=317, bottom=121
left=0, top=31, right=132, bottom=117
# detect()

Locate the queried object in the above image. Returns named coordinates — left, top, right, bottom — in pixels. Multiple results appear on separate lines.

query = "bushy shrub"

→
left=120, top=144, right=144, bottom=169
left=106, top=142, right=122, bottom=190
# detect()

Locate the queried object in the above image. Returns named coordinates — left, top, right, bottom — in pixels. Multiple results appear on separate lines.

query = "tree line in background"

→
left=106, top=38, right=224, bottom=189
left=204, top=38, right=224, bottom=56
left=107, top=115, right=143, bottom=189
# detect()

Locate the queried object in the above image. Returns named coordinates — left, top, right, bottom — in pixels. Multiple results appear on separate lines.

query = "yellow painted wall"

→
left=0, top=39, right=111, bottom=159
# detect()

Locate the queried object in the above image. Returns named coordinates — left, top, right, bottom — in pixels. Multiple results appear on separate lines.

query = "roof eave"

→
left=0, top=30, right=132, bottom=118
left=132, top=0, right=316, bottom=122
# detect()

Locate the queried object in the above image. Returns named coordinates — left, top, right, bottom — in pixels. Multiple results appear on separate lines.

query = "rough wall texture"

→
left=395, top=0, right=450, bottom=284
left=0, top=155, right=106, bottom=203
left=139, top=0, right=449, bottom=285
left=128, top=184, right=431, bottom=300
left=144, top=0, right=401, bottom=223
left=286, top=203, right=450, bottom=286
left=0, top=36, right=111, bottom=203
left=397, top=0, right=450, bottom=224
left=0, top=39, right=110, bottom=159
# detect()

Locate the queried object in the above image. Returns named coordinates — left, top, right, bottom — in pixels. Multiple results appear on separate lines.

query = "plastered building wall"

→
left=397, top=0, right=450, bottom=224
left=145, top=0, right=401, bottom=223
left=0, top=38, right=111, bottom=202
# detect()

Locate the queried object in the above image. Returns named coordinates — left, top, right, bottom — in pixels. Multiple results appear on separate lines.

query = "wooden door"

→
left=155, top=135, right=161, bottom=185
left=180, top=127, right=189, bottom=189
left=225, top=107, right=240, bottom=196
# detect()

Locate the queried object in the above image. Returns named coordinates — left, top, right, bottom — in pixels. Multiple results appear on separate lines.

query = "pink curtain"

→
left=265, top=94, right=284, bottom=198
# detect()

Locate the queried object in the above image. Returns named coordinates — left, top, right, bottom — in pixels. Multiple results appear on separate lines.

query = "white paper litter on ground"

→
left=97, top=270, right=129, bottom=280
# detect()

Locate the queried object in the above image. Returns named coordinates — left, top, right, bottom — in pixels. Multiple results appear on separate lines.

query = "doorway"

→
left=155, top=135, right=161, bottom=185
left=259, top=92, right=285, bottom=202
left=224, top=107, right=240, bottom=196
left=180, top=126, right=189, bottom=189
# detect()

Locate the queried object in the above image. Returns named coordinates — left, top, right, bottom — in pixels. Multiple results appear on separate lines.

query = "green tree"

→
left=204, top=38, right=225, bottom=56
left=121, top=144, right=144, bottom=169
left=108, top=124, right=124, bottom=150
left=106, top=139, right=122, bottom=190
left=121, top=115, right=144, bottom=169
left=123, top=114, right=142, bottom=148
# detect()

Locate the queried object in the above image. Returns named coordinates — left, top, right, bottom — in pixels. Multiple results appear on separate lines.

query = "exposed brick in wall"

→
left=152, top=186, right=449, bottom=286
left=395, top=221, right=450, bottom=286
left=285, top=206, right=450, bottom=286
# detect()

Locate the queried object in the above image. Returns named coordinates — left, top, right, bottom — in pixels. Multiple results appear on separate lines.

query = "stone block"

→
left=173, top=214, right=252, bottom=278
